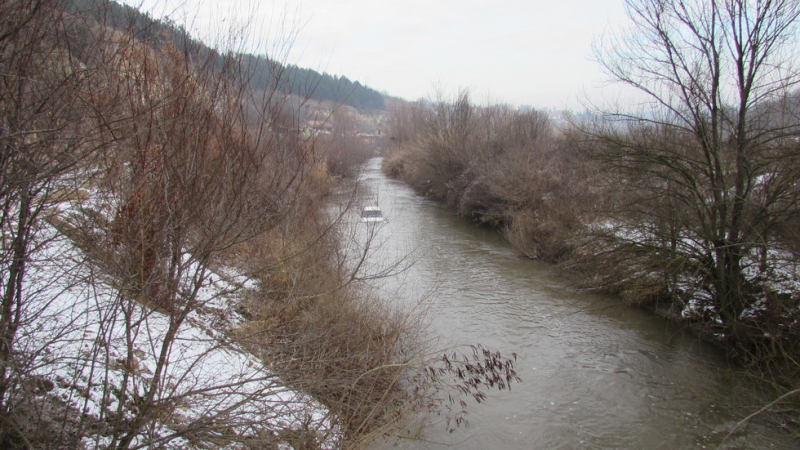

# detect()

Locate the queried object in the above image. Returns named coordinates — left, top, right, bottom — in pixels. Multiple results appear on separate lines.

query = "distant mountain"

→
left=64, top=0, right=386, bottom=111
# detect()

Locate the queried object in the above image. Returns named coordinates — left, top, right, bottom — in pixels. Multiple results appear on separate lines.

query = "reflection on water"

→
left=351, top=158, right=794, bottom=450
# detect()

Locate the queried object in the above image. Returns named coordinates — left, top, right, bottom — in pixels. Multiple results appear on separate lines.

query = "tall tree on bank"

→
left=582, top=0, right=800, bottom=359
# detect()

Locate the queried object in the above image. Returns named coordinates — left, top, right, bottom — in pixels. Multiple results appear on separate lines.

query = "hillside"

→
left=64, top=0, right=386, bottom=111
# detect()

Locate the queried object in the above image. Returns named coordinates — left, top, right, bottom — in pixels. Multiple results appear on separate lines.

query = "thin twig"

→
left=717, top=388, right=800, bottom=449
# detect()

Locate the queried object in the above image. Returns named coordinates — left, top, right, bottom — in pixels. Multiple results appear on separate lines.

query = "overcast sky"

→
left=121, top=0, right=631, bottom=109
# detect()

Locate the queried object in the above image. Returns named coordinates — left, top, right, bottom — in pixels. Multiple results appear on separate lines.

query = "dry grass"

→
left=225, top=194, right=522, bottom=448
left=227, top=210, right=426, bottom=446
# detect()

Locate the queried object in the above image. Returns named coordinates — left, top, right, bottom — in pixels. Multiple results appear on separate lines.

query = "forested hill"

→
left=65, top=0, right=386, bottom=111
left=242, top=55, right=386, bottom=111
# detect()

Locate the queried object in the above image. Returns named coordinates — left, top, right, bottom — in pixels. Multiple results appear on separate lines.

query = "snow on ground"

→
left=17, top=219, right=339, bottom=448
left=594, top=219, right=800, bottom=327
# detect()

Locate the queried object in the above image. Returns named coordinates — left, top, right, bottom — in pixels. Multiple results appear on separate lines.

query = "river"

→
left=345, top=158, right=795, bottom=449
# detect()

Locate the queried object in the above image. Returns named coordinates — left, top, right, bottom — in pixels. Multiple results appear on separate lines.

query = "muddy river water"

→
left=347, top=158, right=795, bottom=449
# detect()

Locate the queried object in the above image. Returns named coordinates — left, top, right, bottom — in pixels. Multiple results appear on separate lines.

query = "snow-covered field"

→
left=15, top=213, right=339, bottom=448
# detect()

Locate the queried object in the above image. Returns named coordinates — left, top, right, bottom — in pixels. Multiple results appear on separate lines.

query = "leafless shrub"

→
left=384, top=92, right=593, bottom=261
left=318, top=108, right=375, bottom=179
left=0, top=0, right=118, bottom=445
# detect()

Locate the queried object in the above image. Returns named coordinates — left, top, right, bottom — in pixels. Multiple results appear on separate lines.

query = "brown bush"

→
left=383, top=93, right=593, bottom=261
left=318, top=109, right=376, bottom=178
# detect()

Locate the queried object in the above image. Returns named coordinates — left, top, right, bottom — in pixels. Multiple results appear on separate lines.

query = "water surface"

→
left=348, top=158, right=795, bottom=449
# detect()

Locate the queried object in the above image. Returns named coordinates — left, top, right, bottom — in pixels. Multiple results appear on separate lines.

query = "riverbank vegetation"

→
left=384, top=93, right=594, bottom=262
left=384, top=0, right=800, bottom=425
left=0, top=0, right=519, bottom=448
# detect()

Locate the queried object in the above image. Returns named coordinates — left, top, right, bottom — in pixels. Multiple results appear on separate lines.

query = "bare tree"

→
left=0, top=2, right=523, bottom=448
left=0, top=1, right=122, bottom=445
left=582, top=0, right=800, bottom=360
left=0, top=0, right=338, bottom=446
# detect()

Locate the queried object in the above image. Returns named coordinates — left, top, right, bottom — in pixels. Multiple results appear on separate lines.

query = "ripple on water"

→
left=358, top=158, right=796, bottom=450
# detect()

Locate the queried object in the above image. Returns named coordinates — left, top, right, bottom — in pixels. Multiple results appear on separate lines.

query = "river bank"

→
left=383, top=95, right=800, bottom=394
left=365, top=152, right=799, bottom=448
